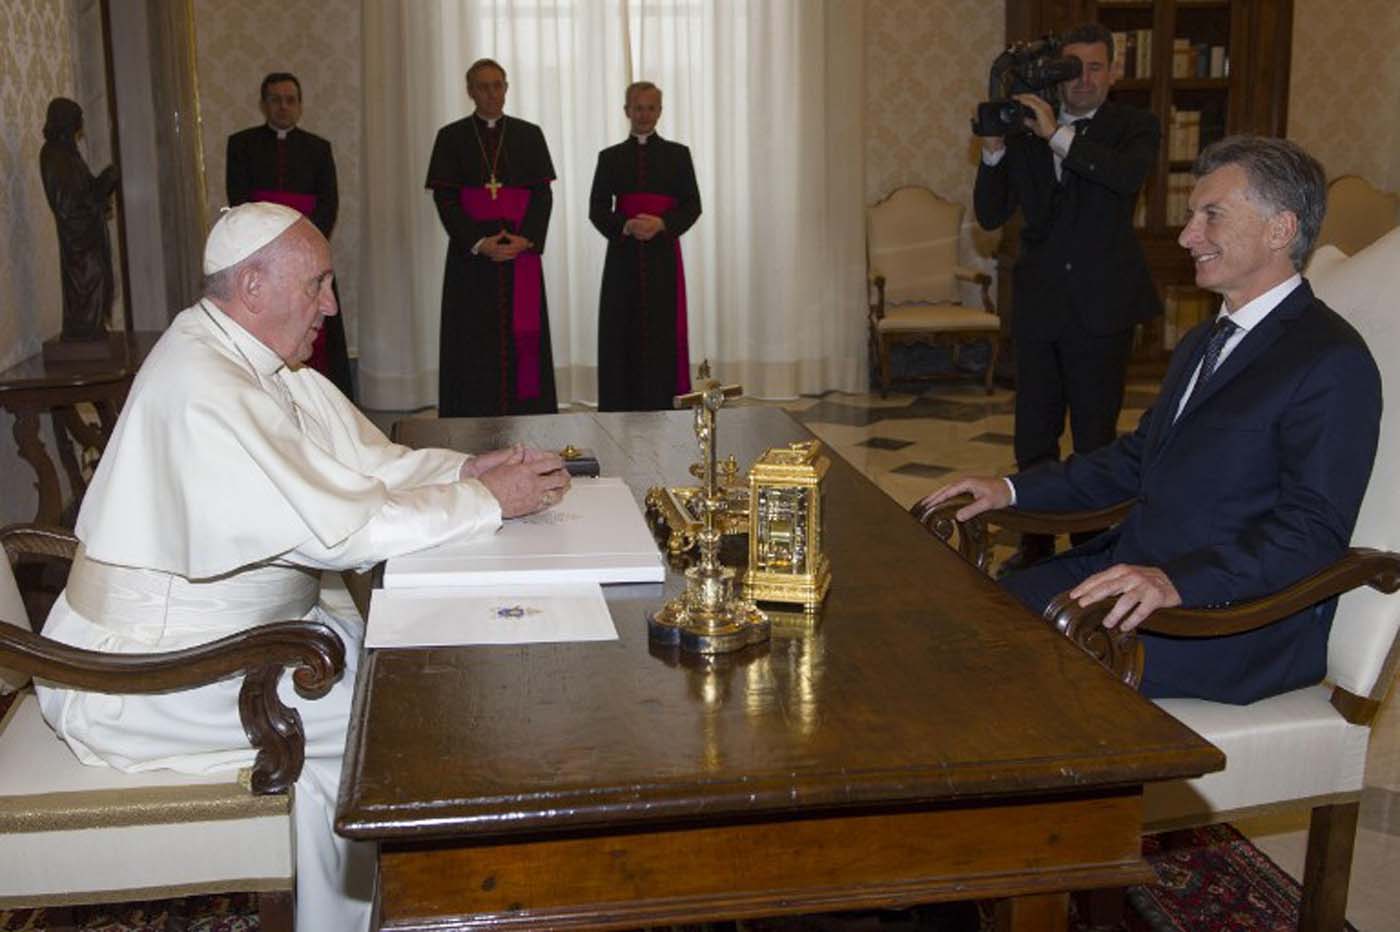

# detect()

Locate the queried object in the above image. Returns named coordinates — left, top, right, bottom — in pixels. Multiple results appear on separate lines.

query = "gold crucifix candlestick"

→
left=648, top=364, right=769, bottom=654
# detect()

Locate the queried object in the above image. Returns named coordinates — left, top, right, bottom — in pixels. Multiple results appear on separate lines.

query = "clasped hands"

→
left=462, top=444, right=571, bottom=518
left=479, top=232, right=533, bottom=262
left=623, top=213, right=666, bottom=241
left=918, top=477, right=1180, bottom=632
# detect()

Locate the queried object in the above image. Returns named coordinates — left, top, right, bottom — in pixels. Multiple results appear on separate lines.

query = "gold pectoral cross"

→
left=486, top=174, right=502, bottom=200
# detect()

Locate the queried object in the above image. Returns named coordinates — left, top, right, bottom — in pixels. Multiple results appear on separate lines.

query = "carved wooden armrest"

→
left=953, top=265, right=994, bottom=312
left=0, top=620, right=346, bottom=795
left=869, top=274, right=887, bottom=321
left=1, top=523, right=78, bottom=565
left=909, top=495, right=1135, bottom=574
left=1042, top=548, right=1400, bottom=691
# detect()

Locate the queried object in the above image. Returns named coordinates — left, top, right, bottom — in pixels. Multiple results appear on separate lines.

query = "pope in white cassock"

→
left=34, top=202, right=571, bottom=930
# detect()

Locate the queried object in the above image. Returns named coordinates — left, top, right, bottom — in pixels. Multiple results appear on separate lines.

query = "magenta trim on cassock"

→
left=459, top=185, right=544, bottom=400
left=617, top=192, right=690, bottom=394
left=251, top=189, right=317, bottom=217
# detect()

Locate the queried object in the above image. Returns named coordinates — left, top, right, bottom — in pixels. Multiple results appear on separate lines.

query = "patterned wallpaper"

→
left=192, top=0, right=363, bottom=353
left=863, top=0, right=1008, bottom=285
left=0, top=0, right=81, bottom=525
left=1288, top=0, right=1400, bottom=191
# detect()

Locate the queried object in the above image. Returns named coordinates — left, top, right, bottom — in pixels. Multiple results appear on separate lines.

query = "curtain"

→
left=360, top=0, right=865, bottom=411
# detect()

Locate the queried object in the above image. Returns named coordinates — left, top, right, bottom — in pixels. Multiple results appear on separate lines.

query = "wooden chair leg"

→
left=1300, top=800, right=1359, bottom=932
left=257, top=889, right=295, bottom=932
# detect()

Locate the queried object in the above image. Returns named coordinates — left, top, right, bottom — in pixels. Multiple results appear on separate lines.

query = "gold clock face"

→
left=755, top=486, right=810, bottom=574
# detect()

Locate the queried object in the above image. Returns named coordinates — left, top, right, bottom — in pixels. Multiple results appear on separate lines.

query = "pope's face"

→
left=625, top=89, right=662, bottom=136
left=1059, top=41, right=1113, bottom=116
left=261, top=80, right=302, bottom=132
left=264, top=222, right=337, bottom=365
left=468, top=67, right=508, bottom=120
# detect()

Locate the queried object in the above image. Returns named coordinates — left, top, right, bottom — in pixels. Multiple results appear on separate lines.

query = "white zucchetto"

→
left=203, top=202, right=302, bottom=274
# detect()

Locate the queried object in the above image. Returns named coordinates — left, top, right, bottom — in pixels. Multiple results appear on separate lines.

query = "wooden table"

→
left=338, top=408, right=1222, bottom=931
left=0, top=331, right=160, bottom=525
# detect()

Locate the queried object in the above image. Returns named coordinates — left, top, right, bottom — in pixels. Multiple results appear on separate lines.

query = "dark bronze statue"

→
left=40, top=98, right=119, bottom=342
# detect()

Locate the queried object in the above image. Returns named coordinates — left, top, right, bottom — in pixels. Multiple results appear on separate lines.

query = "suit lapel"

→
left=1171, top=281, right=1314, bottom=427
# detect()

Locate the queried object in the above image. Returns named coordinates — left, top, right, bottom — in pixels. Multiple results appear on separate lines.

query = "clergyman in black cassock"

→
left=225, top=72, right=355, bottom=400
left=426, top=59, right=558, bottom=417
left=590, top=82, right=702, bottom=411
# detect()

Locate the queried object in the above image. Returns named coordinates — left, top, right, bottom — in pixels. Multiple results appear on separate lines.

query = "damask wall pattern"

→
left=192, top=0, right=363, bottom=353
left=1288, top=0, right=1400, bottom=193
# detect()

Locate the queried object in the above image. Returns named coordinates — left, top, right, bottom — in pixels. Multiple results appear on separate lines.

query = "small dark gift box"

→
left=559, top=445, right=600, bottom=477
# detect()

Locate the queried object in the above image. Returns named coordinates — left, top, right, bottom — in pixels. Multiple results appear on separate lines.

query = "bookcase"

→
left=998, top=0, right=1294, bottom=371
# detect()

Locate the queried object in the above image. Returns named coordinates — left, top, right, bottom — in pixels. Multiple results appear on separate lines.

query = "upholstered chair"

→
left=866, top=186, right=1001, bottom=395
left=1315, top=175, right=1400, bottom=258
left=0, top=525, right=344, bottom=930
left=913, top=228, right=1400, bottom=931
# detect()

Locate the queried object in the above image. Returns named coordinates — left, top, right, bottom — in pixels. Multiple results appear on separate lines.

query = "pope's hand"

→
left=460, top=445, right=524, bottom=480
left=915, top=476, right=1012, bottom=523
left=478, top=453, right=571, bottom=518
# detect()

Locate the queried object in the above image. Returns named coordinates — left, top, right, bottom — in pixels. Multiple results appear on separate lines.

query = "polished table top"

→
left=337, top=408, right=1220, bottom=843
left=0, top=330, right=160, bottom=393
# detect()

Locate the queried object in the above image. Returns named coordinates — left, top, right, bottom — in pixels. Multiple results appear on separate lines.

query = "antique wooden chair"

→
left=0, top=524, right=345, bottom=930
left=912, top=229, right=1400, bottom=931
left=866, top=186, right=1001, bottom=396
left=1315, top=175, right=1399, bottom=258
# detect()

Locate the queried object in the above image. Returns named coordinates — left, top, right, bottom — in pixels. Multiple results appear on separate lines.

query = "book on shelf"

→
left=1135, top=28, right=1152, bottom=78
left=1166, top=171, right=1194, bottom=229
left=1209, top=46, right=1228, bottom=78
left=1162, top=286, right=1216, bottom=350
left=1168, top=108, right=1202, bottom=162
left=1133, top=188, right=1148, bottom=229
left=1172, top=38, right=1191, bottom=78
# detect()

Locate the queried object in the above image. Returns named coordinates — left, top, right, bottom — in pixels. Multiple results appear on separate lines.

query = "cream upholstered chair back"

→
left=1309, top=226, right=1400, bottom=702
left=867, top=187, right=963, bottom=305
left=1316, top=175, right=1400, bottom=258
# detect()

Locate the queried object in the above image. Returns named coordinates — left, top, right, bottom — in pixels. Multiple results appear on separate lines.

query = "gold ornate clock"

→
left=744, top=440, right=830, bottom=610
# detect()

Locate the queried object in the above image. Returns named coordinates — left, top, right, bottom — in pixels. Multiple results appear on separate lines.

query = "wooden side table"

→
left=0, top=331, right=161, bottom=526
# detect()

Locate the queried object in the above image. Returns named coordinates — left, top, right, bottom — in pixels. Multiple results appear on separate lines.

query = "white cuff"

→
left=1049, top=125, right=1075, bottom=159
left=1003, top=477, right=1018, bottom=507
left=981, top=146, right=1007, bottom=167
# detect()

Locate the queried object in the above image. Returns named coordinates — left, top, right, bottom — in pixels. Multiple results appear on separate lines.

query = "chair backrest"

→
left=1316, top=175, right=1400, bottom=258
left=0, top=552, right=31, bottom=694
left=867, top=186, right=963, bottom=305
left=1309, top=227, right=1400, bottom=700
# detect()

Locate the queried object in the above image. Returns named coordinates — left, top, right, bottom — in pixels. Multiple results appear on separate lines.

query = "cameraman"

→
left=975, top=22, right=1162, bottom=571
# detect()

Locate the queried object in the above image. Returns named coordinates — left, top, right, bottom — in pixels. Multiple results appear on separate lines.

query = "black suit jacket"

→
left=1014, top=281, right=1383, bottom=703
left=225, top=125, right=338, bottom=237
left=975, top=102, right=1161, bottom=338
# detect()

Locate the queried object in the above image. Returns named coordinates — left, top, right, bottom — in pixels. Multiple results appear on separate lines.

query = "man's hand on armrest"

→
left=916, top=476, right=1013, bottom=523
left=1069, top=564, right=1181, bottom=632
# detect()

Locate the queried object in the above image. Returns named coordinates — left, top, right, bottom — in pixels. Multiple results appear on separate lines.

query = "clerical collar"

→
left=199, top=299, right=286, bottom=376
left=632, top=131, right=654, bottom=145
left=474, top=112, right=503, bottom=130
left=266, top=124, right=294, bottom=140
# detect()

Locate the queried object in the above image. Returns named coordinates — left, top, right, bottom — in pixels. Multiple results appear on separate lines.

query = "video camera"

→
left=972, top=36, right=1084, bottom=137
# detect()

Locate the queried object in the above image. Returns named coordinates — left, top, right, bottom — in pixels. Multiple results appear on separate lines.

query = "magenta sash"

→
left=251, top=189, right=317, bottom=216
left=459, top=185, right=543, bottom=400
left=618, top=192, right=690, bottom=394
left=252, top=189, right=329, bottom=373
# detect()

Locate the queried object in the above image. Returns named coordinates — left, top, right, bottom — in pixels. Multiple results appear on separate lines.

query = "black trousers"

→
left=1013, top=325, right=1134, bottom=471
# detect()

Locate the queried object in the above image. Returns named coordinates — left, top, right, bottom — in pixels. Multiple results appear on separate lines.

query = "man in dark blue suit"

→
left=921, top=136, right=1382, bottom=705
left=975, top=22, right=1163, bottom=569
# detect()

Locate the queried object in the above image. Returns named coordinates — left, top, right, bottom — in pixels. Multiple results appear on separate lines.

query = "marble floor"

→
left=374, top=380, right=1400, bottom=930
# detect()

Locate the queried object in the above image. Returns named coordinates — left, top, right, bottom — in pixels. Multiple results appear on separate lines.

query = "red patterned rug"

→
left=0, top=686, right=1356, bottom=932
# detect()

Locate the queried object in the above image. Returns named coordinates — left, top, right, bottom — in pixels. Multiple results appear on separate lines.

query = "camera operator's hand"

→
left=1013, top=93, right=1058, bottom=140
